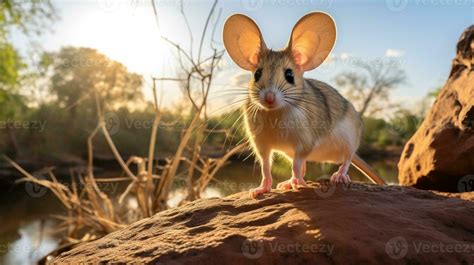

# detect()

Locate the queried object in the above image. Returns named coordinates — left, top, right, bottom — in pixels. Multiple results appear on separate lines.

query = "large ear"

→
left=223, top=14, right=267, bottom=71
left=288, top=12, right=336, bottom=71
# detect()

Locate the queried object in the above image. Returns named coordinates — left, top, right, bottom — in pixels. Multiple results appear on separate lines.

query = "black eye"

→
left=254, top=68, right=262, bottom=82
left=284, top=69, right=294, bottom=84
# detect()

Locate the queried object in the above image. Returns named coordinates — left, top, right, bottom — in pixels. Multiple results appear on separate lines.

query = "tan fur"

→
left=224, top=12, right=385, bottom=192
left=244, top=50, right=362, bottom=165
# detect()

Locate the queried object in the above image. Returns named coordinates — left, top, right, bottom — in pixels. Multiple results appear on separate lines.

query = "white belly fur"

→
left=273, top=115, right=358, bottom=164
left=308, top=115, right=358, bottom=163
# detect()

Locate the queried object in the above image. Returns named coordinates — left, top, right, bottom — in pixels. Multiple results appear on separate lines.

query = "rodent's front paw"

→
left=250, top=186, right=272, bottom=198
left=276, top=177, right=307, bottom=190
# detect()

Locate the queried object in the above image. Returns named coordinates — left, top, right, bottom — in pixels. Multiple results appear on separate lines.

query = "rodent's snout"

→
left=257, top=89, right=282, bottom=110
left=264, top=91, right=275, bottom=105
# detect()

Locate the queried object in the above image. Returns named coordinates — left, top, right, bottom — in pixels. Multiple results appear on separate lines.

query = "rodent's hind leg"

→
left=276, top=158, right=308, bottom=191
left=250, top=149, right=273, bottom=198
left=330, top=160, right=352, bottom=184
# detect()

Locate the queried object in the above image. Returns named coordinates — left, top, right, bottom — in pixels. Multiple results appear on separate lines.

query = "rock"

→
left=398, top=25, right=474, bottom=191
left=53, top=181, right=474, bottom=264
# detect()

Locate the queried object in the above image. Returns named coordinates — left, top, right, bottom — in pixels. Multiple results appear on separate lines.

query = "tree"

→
left=0, top=0, right=55, bottom=86
left=0, top=42, right=24, bottom=86
left=0, top=0, right=55, bottom=157
left=389, top=109, right=423, bottom=144
left=42, top=47, right=144, bottom=116
left=334, top=59, right=406, bottom=117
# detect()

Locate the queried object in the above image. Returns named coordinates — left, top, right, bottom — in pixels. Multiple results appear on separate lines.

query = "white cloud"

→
left=327, top=52, right=352, bottom=62
left=385, top=49, right=405, bottom=58
left=340, top=52, right=352, bottom=60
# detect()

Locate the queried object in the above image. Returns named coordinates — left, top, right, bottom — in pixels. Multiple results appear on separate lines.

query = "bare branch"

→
left=197, top=0, right=218, bottom=63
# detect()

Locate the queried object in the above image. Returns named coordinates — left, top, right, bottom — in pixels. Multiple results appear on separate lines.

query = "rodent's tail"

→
left=351, top=154, right=386, bottom=185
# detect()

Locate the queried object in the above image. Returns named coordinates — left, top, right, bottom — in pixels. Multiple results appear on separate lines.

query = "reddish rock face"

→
left=52, top=182, right=474, bottom=264
left=398, top=26, right=474, bottom=192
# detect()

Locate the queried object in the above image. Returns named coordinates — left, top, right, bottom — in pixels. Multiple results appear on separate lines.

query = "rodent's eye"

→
left=254, top=68, right=262, bottom=82
left=284, top=69, right=294, bottom=84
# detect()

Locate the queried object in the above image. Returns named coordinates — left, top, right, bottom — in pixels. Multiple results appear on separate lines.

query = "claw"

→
left=330, top=172, right=351, bottom=184
left=277, top=177, right=307, bottom=191
left=250, top=178, right=272, bottom=198
left=250, top=186, right=271, bottom=198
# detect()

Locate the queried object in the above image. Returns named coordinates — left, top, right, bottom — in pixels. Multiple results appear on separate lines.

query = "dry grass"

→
left=4, top=0, right=246, bottom=247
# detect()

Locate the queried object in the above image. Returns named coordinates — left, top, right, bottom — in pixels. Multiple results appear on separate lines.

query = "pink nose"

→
left=265, top=92, right=275, bottom=105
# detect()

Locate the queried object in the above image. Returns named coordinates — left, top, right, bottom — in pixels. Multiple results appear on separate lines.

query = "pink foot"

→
left=330, top=172, right=351, bottom=184
left=276, top=177, right=307, bottom=190
left=250, top=178, right=272, bottom=198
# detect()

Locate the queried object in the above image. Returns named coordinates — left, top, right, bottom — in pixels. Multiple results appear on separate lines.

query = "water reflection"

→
left=211, top=159, right=399, bottom=196
left=2, top=220, right=58, bottom=265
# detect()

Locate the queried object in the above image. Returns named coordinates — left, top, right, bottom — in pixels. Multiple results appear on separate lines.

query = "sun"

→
left=60, top=2, right=184, bottom=105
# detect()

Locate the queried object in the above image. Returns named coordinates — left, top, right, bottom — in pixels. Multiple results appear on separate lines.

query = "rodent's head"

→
left=223, top=12, right=336, bottom=111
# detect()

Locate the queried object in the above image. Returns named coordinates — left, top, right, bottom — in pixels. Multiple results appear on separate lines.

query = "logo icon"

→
left=249, top=113, right=265, bottom=136
left=241, top=0, right=264, bottom=11
left=25, top=175, right=48, bottom=198
left=314, top=178, right=336, bottom=198
left=385, top=236, right=408, bottom=259
left=241, top=239, right=264, bottom=259
left=104, top=112, right=120, bottom=135
left=97, top=0, right=122, bottom=13
left=458, top=175, right=474, bottom=192
left=385, top=0, right=409, bottom=12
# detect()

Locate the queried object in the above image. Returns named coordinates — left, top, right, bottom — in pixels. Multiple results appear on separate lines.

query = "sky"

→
left=12, top=0, right=473, bottom=113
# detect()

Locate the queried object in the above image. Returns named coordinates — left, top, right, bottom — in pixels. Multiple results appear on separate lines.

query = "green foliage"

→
left=389, top=109, right=423, bottom=143
left=427, top=87, right=442, bottom=98
left=358, top=109, right=423, bottom=154
left=359, top=117, right=388, bottom=152
left=0, top=88, right=26, bottom=119
left=0, top=102, right=185, bottom=158
left=0, top=42, right=24, bottom=87
left=0, top=0, right=55, bottom=86
left=0, top=0, right=56, bottom=37
left=42, top=47, right=144, bottom=114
